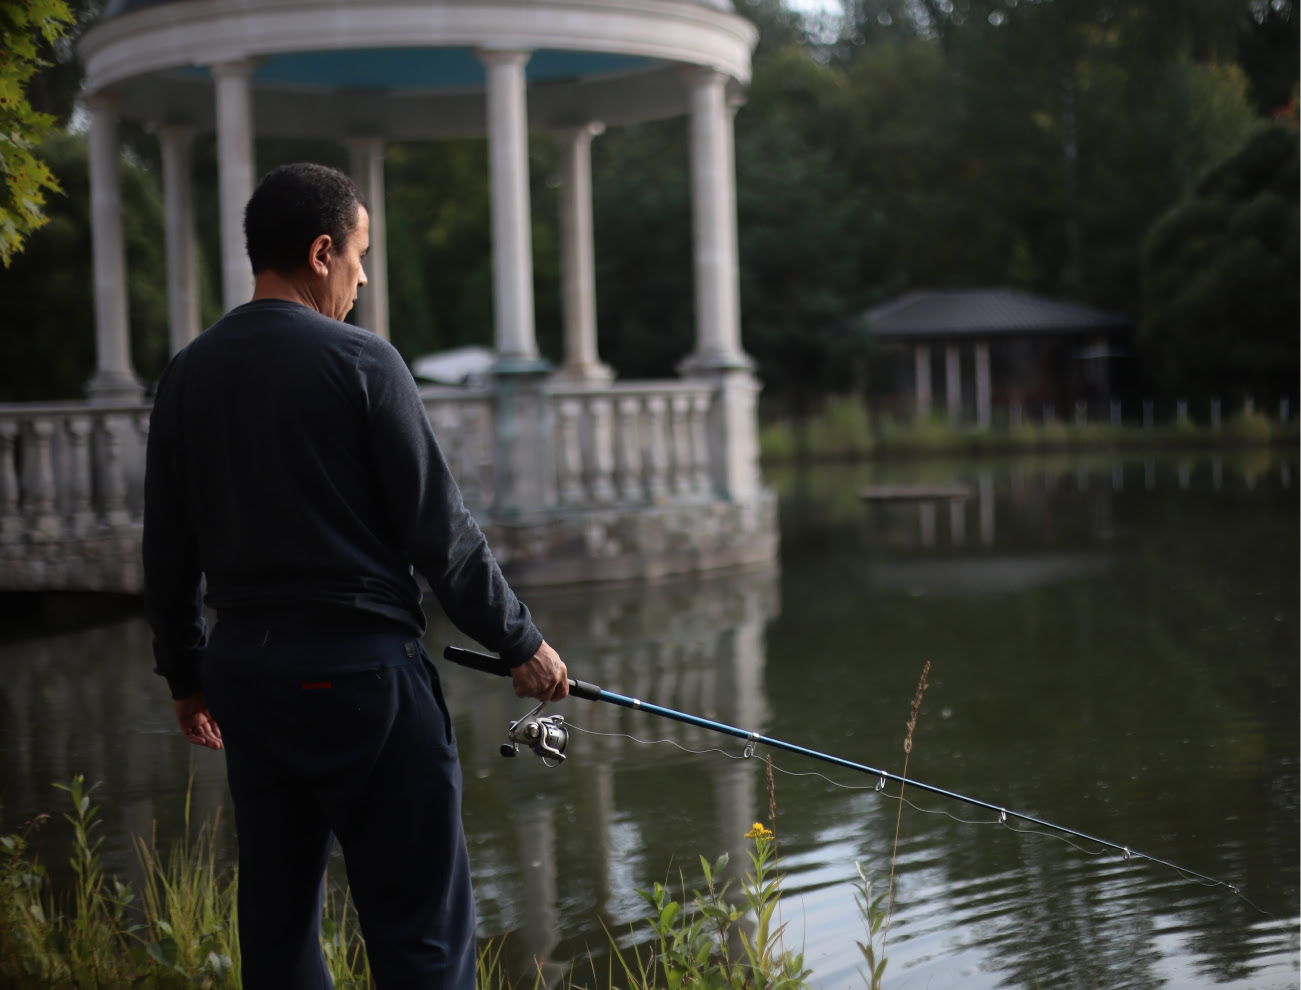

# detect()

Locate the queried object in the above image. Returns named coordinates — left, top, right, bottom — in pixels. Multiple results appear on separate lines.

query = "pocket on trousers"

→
left=420, top=656, right=456, bottom=749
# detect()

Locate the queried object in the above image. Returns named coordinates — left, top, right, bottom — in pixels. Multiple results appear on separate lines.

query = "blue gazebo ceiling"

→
left=168, top=48, right=658, bottom=91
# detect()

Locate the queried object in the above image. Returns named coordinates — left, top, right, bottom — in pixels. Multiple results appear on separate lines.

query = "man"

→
left=143, top=162, right=568, bottom=990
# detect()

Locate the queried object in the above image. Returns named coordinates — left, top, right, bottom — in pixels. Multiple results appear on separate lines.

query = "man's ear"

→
left=307, top=233, right=334, bottom=277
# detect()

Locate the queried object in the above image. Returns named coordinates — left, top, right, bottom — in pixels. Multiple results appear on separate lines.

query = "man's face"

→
left=326, top=205, right=369, bottom=322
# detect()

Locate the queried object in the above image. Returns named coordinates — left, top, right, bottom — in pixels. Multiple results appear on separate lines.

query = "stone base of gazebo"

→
left=0, top=528, right=145, bottom=594
left=484, top=492, right=777, bottom=587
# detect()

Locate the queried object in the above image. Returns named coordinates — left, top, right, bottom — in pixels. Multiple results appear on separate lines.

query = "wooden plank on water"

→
left=859, top=483, right=974, bottom=501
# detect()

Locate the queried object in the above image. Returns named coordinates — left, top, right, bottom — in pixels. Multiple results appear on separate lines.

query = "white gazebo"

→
left=9, top=0, right=776, bottom=589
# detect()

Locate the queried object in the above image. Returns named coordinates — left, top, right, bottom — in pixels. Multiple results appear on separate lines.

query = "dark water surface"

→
left=1, top=452, right=1297, bottom=989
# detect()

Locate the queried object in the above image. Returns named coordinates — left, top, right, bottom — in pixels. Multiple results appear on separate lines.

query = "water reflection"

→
left=434, top=565, right=780, bottom=982
left=768, top=452, right=1298, bottom=990
left=0, top=452, right=1296, bottom=990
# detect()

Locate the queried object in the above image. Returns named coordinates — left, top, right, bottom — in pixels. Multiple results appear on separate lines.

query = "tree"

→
left=0, top=132, right=168, bottom=401
left=1139, top=122, right=1299, bottom=401
left=0, top=0, right=74, bottom=265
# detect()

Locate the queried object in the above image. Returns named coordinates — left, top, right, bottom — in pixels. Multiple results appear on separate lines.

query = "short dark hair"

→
left=244, top=163, right=366, bottom=275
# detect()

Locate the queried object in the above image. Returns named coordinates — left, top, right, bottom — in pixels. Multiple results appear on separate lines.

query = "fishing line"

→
left=443, top=646, right=1276, bottom=921
left=567, top=721, right=1275, bottom=918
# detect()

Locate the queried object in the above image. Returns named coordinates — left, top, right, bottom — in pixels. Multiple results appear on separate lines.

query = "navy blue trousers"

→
left=203, top=623, right=477, bottom=990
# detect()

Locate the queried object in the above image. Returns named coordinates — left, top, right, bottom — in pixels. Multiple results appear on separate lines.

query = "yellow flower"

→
left=745, top=822, right=773, bottom=839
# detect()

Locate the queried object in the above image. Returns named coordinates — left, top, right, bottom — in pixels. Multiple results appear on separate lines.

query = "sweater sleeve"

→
left=357, top=336, right=543, bottom=665
left=142, top=357, right=208, bottom=698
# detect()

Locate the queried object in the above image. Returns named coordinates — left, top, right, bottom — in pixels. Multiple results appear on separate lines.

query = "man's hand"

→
left=510, top=640, right=569, bottom=702
left=174, top=693, right=224, bottom=750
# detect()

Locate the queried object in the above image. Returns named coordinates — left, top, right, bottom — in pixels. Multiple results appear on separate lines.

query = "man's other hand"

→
left=511, top=640, right=569, bottom=702
left=174, top=693, right=224, bottom=750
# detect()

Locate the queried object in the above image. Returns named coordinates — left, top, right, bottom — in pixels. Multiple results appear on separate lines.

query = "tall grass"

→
left=0, top=774, right=369, bottom=989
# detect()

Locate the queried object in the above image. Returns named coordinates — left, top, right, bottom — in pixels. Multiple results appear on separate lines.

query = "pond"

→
left=1, top=450, right=1297, bottom=990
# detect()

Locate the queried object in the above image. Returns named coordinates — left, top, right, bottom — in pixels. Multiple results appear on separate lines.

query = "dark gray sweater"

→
left=143, top=299, right=542, bottom=699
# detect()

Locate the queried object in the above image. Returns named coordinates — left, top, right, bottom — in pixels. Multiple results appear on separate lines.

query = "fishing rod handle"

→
left=441, top=645, right=602, bottom=701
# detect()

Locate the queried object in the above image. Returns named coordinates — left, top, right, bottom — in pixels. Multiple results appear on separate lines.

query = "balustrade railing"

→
left=2, top=379, right=728, bottom=592
left=0, top=402, right=151, bottom=546
left=550, top=381, right=714, bottom=508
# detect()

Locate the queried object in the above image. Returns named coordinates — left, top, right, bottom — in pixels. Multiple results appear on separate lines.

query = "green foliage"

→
left=0, top=0, right=73, bottom=266
left=852, top=863, right=888, bottom=990
left=0, top=775, right=376, bottom=989
left=319, top=887, right=372, bottom=989
left=759, top=394, right=1296, bottom=461
left=0, top=132, right=169, bottom=401
left=1140, top=122, right=1300, bottom=400
left=611, top=829, right=814, bottom=990
left=591, top=118, right=695, bottom=380
left=132, top=764, right=238, bottom=987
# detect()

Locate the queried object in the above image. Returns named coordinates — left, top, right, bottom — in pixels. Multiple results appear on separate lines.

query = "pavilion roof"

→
left=864, top=289, right=1130, bottom=340
left=102, top=0, right=736, bottom=17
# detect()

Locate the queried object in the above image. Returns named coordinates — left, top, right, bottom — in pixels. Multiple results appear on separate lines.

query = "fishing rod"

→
left=442, top=645, right=1241, bottom=894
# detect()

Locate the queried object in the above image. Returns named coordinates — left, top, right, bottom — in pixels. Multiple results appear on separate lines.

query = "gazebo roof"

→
left=101, top=0, right=736, bottom=14
left=864, top=289, right=1130, bottom=340
left=80, top=0, right=756, bottom=138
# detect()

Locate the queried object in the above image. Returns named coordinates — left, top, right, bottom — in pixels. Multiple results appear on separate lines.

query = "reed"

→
left=882, top=661, right=931, bottom=956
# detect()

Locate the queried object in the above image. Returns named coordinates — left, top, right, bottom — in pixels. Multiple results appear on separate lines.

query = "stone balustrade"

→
left=0, top=401, right=151, bottom=592
left=1, top=378, right=773, bottom=593
left=550, top=381, right=715, bottom=508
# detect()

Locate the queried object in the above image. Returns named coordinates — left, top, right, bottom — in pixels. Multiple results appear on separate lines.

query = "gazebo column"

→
left=481, top=49, right=550, bottom=516
left=348, top=138, right=390, bottom=341
left=914, top=343, right=932, bottom=420
left=480, top=49, right=541, bottom=365
left=684, top=68, right=746, bottom=369
left=158, top=124, right=200, bottom=355
left=975, top=339, right=992, bottom=429
left=212, top=59, right=256, bottom=312
left=681, top=68, right=758, bottom=502
left=945, top=342, right=962, bottom=424
left=85, top=94, right=142, bottom=400
left=555, top=123, right=612, bottom=383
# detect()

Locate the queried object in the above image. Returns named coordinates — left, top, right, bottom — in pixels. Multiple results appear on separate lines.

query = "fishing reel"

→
left=501, top=702, right=568, bottom=766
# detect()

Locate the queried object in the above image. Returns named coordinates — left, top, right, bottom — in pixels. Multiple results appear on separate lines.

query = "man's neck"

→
left=251, top=271, right=322, bottom=314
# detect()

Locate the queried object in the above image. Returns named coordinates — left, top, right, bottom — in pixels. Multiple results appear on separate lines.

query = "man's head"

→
left=244, top=163, right=370, bottom=321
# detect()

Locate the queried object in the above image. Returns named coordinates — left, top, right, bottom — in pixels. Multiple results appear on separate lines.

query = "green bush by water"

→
left=759, top=397, right=1298, bottom=462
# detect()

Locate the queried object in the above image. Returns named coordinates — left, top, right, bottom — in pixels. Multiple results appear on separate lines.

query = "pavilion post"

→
left=480, top=49, right=541, bottom=366
left=85, top=94, right=142, bottom=400
left=683, top=68, right=745, bottom=370
left=480, top=49, right=552, bottom=516
left=158, top=124, right=200, bottom=355
left=945, top=342, right=962, bottom=424
left=555, top=123, right=612, bottom=382
left=975, top=339, right=992, bottom=429
left=681, top=68, right=758, bottom=501
left=212, top=59, right=256, bottom=312
left=914, top=343, right=932, bottom=421
left=348, top=137, right=390, bottom=341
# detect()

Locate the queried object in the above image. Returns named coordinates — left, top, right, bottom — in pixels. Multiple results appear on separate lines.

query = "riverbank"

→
left=759, top=397, right=1298, bottom=461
